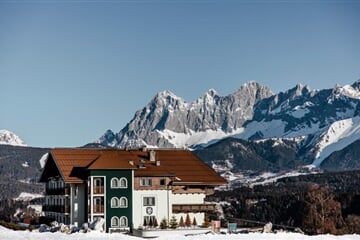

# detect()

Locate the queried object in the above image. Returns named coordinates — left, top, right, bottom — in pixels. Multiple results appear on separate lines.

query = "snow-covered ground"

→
left=13, top=192, right=44, bottom=201
left=0, top=228, right=359, bottom=240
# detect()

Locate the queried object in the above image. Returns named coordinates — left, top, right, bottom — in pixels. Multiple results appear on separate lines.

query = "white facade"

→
left=133, top=190, right=170, bottom=228
left=133, top=190, right=206, bottom=228
left=171, top=192, right=206, bottom=226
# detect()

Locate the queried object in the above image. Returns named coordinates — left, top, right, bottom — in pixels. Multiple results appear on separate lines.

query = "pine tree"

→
left=153, top=217, right=158, bottom=228
left=202, top=214, right=211, bottom=228
left=143, top=217, right=147, bottom=228
left=179, top=216, right=185, bottom=227
left=185, top=213, right=191, bottom=227
left=192, top=217, right=197, bottom=227
left=148, top=216, right=153, bottom=228
left=160, top=218, right=168, bottom=229
left=169, top=215, right=178, bottom=229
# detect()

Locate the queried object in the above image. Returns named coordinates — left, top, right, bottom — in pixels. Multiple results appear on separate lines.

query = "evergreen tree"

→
left=179, top=216, right=185, bottom=227
left=169, top=215, right=178, bottom=229
left=143, top=217, right=147, bottom=228
left=192, top=217, right=197, bottom=227
left=202, top=214, right=211, bottom=228
left=185, top=213, right=191, bottom=227
left=160, top=218, right=168, bottom=229
left=153, top=217, right=158, bottom=228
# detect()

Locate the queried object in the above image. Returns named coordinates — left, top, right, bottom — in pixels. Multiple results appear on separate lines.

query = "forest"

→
left=207, top=170, right=360, bottom=235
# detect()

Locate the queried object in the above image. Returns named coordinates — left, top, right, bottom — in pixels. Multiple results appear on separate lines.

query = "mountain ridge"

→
left=96, top=79, right=360, bottom=170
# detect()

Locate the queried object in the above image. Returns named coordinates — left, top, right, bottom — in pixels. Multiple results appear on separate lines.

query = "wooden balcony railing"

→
left=93, top=186, right=104, bottom=194
left=45, top=187, right=70, bottom=196
left=93, top=205, right=104, bottom=214
left=172, top=204, right=215, bottom=213
left=42, top=204, right=71, bottom=214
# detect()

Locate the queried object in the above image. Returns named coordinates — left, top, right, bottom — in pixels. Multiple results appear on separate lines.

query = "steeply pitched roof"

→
left=40, top=148, right=227, bottom=186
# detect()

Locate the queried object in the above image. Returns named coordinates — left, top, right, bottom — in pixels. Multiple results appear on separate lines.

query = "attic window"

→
left=140, top=178, right=152, bottom=187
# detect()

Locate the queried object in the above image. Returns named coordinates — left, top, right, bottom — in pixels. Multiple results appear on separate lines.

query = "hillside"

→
left=0, top=145, right=49, bottom=199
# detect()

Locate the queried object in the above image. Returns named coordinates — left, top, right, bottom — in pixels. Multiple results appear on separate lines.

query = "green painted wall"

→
left=90, top=170, right=133, bottom=232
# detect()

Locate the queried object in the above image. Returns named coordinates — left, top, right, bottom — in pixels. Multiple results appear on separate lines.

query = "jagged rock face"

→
left=98, top=81, right=273, bottom=148
left=96, top=79, right=360, bottom=170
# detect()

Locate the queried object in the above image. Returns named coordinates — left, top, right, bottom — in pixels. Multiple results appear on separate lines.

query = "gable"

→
left=39, top=154, right=62, bottom=182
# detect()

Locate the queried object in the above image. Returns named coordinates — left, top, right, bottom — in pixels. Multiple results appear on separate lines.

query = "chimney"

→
left=149, top=150, right=156, bottom=162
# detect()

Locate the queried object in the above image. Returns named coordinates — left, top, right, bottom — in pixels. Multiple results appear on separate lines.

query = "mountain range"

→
left=2, top=80, right=360, bottom=198
left=96, top=80, right=360, bottom=172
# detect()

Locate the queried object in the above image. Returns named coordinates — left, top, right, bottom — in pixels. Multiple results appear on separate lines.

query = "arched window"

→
left=111, top=216, right=119, bottom=227
left=111, top=197, right=119, bottom=208
left=111, top=178, right=119, bottom=188
left=120, top=197, right=128, bottom=208
left=120, top=216, right=128, bottom=227
left=119, top=177, right=128, bottom=188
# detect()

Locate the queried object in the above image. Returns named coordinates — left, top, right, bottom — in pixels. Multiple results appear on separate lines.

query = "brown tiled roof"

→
left=45, top=148, right=227, bottom=186
left=50, top=149, right=101, bottom=183
left=130, top=150, right=227, bottom=185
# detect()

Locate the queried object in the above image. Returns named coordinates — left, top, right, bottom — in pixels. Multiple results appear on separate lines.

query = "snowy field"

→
left=0, top=226, right=360, bottom=240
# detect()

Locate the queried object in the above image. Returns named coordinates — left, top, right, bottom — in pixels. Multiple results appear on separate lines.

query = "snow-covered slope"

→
left=312, top=117, right=360, bottom=166
left=0, top=130, right=27, bottom=146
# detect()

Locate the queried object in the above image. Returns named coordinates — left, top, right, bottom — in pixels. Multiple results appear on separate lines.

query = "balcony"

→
left=93, top=205, right=104, bottom=214
left=172, top=204, right=215, bottom=213
left=42, top=204, right=70, bottom=214
left=45, top=187, right=70, bottom=196
left=93, top=186, right=104, bottom=194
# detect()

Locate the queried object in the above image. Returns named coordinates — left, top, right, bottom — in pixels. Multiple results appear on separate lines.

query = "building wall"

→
left=171, top=192, right=205, bottom=205
left=89, top=170, right=133, bottom=232
left=171, top=192, right=206, bottom=226
left=70, top=183, right=86, bottom=227
left=133, top=190, right=171, bottom=229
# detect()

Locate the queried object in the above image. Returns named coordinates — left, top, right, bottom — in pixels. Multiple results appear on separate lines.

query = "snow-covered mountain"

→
left=0, top=130, right=27, bottom=146
left=96, top=80, right=360, bottom=168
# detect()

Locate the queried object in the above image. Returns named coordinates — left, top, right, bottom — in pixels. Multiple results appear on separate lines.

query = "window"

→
left=119, top=177, right=127, bottom=188
left=111, top=216, right=119, bottom=227
left=111, top=197, right=119, bottom=208
left=74, top=203, right=78, bottom=218
left=160, top=178, right=166, bottom=186
left=143, top=197, right=155, bottom=206
left=119, top=197, right=128, bottom=208
left=111, top=178, right=119, bottom=188
left=120, top=216, right=128, bottom=227
left=140, top=178, right=152, bottom=187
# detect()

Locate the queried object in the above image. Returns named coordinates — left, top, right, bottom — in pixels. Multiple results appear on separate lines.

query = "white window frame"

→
left=111, top=216, right=119, bottom=227
left=140, top=178, right=152, bottom=187
left=111, top=197, right=119, bottom=208
left=120, top=216, right=128, bottom=227
left=119, top=177, right=128, bottom=188
left=111, top=178, right=119, bottom=189
left=143, top=196, right=155, bottom=206
left=119, top=197, right=128, bottom=208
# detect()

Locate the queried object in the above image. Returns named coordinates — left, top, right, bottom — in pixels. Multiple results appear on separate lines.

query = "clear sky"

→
left=1, top=0, right=360, bottom=148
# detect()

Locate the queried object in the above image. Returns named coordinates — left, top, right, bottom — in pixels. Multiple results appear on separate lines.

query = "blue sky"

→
left=1, top=0, right=360, bottom=147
